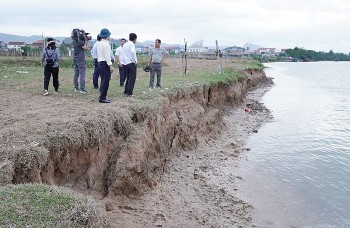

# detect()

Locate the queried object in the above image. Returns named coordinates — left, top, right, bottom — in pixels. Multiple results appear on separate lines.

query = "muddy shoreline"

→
left=101, top=78, right=274, bottom=227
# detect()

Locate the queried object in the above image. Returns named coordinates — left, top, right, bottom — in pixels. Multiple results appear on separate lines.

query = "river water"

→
left=237, top=62, right=350, bottom=228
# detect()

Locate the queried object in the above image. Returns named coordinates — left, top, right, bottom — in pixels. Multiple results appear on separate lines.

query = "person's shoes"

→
left=93, top=86, right=99, bottom=89
left=149, top=87, right=154, bottom=90
left=74, top=88, right=79, bottom=92
left=99, top=98, right=111, bottom=103
left=54, top=90, right=59, bottom=95
left=80, top=90, right=88, bottom=94
left=156, top=85, right=161, bottom=89
left=43, top=90, right=49, bottom=96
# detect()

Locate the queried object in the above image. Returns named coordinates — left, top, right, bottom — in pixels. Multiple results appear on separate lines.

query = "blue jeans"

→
left=98, top=61, right=111, bottom=100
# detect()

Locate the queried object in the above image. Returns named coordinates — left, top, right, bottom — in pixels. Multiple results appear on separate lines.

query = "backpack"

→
left=46, top=49, right=55, bottom=66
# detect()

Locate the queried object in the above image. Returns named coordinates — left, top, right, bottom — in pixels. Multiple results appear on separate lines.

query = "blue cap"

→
left=99, top=28, right=111, bottom=38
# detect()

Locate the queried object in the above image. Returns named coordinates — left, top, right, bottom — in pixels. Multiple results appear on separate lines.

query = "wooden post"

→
left=216, top=40, right=222, bottom=74
left=181, top=38, right=188, bottom=76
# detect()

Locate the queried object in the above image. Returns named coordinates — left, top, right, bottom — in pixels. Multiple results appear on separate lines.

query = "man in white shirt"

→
left=122, top=33, right=137, bottom=96
left=115, top=38, right=127, bottom=87
left=97, top=28, right=114, bottom=103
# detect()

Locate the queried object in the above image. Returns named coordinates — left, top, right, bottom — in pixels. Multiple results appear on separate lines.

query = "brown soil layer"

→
left=0, top=59, right=270, bottom=227
left=102, top=78, right=274, bottom=228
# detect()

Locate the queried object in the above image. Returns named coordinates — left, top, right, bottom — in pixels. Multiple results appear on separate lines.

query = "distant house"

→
left=7, top=41, right=27, bottom=51
left=0, top=41, right=7, bottom=50
left=223, top=46, right=246, bottom=56
left=163, top=46, right=181, bottom=54
left=31, top=40, right=44, bottom=49
left=255, top=48, right=276, bottom=57
left=8, top=41, right=26, bottom=50
left=280, top=49, right=288, bottom=54
left=188, top=40, right=209, bottom=53
left=135, top=45, right=144, bottom=53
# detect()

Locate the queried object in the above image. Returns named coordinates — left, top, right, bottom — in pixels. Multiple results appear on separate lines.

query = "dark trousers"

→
left=93, top=58, right=100, bottom=88
left=149, top=62, right=162, bottom=88
left=119, top=65, right=126, bottom=86
left=44, top=65, right=59, bottom=91
left=98, top=61, right=111, bottom=100
left=124, top=63, right=137, bottom=95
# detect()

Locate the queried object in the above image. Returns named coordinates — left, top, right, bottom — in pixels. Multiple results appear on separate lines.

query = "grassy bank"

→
left=0, top=184, right=107, bottom=227
left=0, top=56, right=263, bottom=107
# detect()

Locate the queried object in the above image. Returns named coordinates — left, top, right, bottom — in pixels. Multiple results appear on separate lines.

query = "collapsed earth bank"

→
left=5, top=69, right=266, bottom=199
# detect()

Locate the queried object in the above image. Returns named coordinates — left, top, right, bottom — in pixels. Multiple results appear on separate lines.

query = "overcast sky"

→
left=2, top=0, right=350, bottom=52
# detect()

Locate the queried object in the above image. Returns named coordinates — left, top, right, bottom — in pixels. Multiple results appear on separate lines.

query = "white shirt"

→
left=115, top=46, right=125, bottom=65
left=91, top=41, right=99, bottom=59
left=122, top=41, right=137, bottom=65
left=97, top=39, right=112, bottom=66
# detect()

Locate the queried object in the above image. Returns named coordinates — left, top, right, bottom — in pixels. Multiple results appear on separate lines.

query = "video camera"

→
left=71, top=28, right=91, bottom=41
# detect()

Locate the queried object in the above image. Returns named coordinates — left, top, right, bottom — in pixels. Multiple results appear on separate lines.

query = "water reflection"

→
left=237, top=62, right=350, bottom=228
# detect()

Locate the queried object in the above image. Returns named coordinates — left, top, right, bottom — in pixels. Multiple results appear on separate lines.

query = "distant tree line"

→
left=285, top=47, right=350, bottom=61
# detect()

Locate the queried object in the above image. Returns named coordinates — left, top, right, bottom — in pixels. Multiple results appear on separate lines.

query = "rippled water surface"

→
left=237, top=62, right=350, bottom=228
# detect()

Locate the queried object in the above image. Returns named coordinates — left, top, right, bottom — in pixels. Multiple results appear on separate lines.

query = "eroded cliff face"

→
left=12, top=69, right=266, bottom=196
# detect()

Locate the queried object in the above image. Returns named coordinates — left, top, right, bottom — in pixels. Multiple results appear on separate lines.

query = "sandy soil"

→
left=102, top=79, right=274, bottom=228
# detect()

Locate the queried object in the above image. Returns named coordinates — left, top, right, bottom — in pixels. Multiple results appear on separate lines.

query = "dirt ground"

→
left=101, top=79, right=274, bottom=227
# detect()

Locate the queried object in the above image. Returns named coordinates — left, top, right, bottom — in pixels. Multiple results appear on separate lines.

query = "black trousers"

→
left=124, top=63, right=137, bottom=95
left=93, top=58, right=100, bottom=88
left=119, top=65, right=126, bottom=86
left=98, top=61, right=111, bottom=100
left=44, top=65, right=59, bottom=91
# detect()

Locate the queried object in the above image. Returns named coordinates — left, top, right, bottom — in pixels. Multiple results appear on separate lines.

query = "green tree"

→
left=21, top=45, right=31, bottom=53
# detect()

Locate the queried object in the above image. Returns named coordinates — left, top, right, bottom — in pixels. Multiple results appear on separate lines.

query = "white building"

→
left=188, top=40, right=209, bottom=52
left=7, top=42, right=27, bottom=51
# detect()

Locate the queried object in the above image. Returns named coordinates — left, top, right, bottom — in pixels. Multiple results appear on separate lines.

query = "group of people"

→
left=40, top=28, right=169, bottom=103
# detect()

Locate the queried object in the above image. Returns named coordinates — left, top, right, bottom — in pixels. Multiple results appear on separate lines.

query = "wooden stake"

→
left=216, top=40, right=222, bottom=74
left=181, top=38, right=188, bottom=76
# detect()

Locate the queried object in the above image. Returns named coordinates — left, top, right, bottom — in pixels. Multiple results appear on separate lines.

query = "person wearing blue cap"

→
left=96, top=28, right=114, bottom=103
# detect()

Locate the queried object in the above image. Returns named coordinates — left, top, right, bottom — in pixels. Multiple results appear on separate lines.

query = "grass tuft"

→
left=0, top=184, right=107, bottom=227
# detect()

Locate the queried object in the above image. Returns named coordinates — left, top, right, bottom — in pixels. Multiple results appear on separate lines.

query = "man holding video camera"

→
left=71, top=29, right=91, bottom=93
